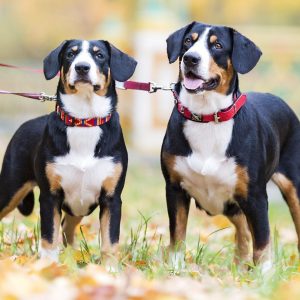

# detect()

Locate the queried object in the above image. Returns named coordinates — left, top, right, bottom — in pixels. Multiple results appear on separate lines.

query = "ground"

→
left=0, top=151, right=300, bottom=300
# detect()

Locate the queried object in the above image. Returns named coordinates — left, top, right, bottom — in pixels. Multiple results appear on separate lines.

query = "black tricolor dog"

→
left=161, top=22, right=300, bottom=271
left=0, top=40, right=137, bottom=261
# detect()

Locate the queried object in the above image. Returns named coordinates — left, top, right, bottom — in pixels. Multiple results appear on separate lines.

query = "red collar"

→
left=173, top=91, right=247, bottom=123
left=56, top=105, right=112, bottom=127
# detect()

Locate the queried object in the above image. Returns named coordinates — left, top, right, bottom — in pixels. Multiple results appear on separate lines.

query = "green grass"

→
left=0, top=160, right=300, bottom=299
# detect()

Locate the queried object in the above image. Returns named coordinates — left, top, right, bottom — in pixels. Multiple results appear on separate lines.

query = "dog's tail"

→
left=17, top=190, right=35, bottom=216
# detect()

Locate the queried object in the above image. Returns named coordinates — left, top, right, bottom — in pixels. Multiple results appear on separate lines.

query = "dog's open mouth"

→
left=183, top=72, right=219, bottom=93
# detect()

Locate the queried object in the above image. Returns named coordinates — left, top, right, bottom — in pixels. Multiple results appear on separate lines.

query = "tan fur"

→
left=0, top=181, right=35, bottom=219
left=235, top=165, right=249, bottom=199
left=102, top=163, right=122, bottom=196
left=71, top=46, right=78, bottom=52
left=161, top=152, right=181, bottom=184
left=172, top=205, right=189, bottom=248
left=272, top=172, right=300, bottom=250
left=209, top=35, right=218, bottom=43
left=41, top=207, right=61, bottom=249
left=93, top=46, right=100, bottom=52
left=61, top=67, right=76, bottom=94
left=191, top=32, right=199, bottom=41
left=209, top=58, right=234, bottom=95
left=95, top=69, right=111, bottom=97
left=62, top=214, right=82, bottom=246
left=229, top=214, right=252, bottom=263
left=46, top=163, right=62, bottom=193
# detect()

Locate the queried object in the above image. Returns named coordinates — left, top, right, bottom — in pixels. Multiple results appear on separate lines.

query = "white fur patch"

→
left=39, top=247, right=60, bottom=262
left=174, top=118, right=236, bottom=216
left=69, top=40, right=99, bottom=86
left=181, top=28, right=211, bottom=81
left=52, top=127, right=116, bottom=216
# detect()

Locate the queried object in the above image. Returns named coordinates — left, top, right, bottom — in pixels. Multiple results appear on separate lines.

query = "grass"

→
left=0, top=157, right=300, bottom=299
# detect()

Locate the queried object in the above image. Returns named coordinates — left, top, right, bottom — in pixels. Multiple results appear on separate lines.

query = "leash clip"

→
left=149, top=82, right=176, bottom=93
left=39, top=93, right=57, bottom=102
left=214, top=112, right=220, bottom=123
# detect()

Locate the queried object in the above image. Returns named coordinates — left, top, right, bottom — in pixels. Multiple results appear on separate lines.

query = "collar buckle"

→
left=214, top=113, right=220, bottom=123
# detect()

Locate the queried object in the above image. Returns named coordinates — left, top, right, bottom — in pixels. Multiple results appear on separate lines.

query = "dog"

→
left=0, top=39, right=137, bottom=262
left=161, top=21, right=300, bottom=271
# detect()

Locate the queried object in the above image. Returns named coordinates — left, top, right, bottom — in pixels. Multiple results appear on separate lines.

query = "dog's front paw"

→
left=39, top=247, right=60, bottom=263
left=169, top=251, right=186, bottom=271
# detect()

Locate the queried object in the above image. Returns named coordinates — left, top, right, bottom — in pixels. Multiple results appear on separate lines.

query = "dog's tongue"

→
left=183, top=77, right=204, bottom=90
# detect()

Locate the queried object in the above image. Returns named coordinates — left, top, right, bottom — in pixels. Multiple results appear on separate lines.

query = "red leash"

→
left=0, top=62, right=175, bottom=101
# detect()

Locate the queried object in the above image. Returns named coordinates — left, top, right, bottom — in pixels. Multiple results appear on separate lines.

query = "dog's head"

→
left=43, top=40, right=137, bottom=96
left=166, top=22, right=262, bottom=95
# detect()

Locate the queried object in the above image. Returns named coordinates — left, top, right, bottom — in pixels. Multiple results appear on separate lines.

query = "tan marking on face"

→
left=93, top=46, right=100, bottom=52
left=234, top=165, right=249, bottom=199
left=272, top=172, right=300, bottom=251
left=172, top=204, right=189, bottom=249
left=71, top=46, right=78, bottom=52
left=229, top=213, right=252, bottom=263
left=161, top=152, right=182, bottom=184
left=102, top=163, right=122, bottom=196
left=209, top=35, right=218, bottom=43
left=95, top=69, right=111, bottom=97
left=41, top=207, right=61, bottom=249
left=191, top=32, right=199, bottom=41
left=46, top=163, right=62, bottom=193
left=61, top=67, right=77, bottom=94
left=209, top=58, right=234, bottom=95
left=0, top=182, right=35, bottom=219
left=62, top=214, right=82, bottom=246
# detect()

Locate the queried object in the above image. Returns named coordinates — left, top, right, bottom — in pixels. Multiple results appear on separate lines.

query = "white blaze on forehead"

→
left=182, top=27, right=211, bottom=80
left=69, top=40, right=99, bottom=86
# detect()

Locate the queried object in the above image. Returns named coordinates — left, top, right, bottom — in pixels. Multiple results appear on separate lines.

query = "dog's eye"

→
left=184, top=37, right=192, bottom=46
left=95, top=52, right=104, bottom=59
left=67, top=52, right=75, bottom=59
left=214, top=42, right=223, bottom=49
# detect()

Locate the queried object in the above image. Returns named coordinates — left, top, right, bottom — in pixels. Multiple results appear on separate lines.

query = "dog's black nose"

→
left=183, top=53, right=200, bottom=67
left=75, top=63, right=91, bottom=75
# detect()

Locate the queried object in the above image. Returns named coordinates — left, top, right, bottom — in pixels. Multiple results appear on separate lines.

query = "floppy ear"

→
left=106, top=42, right=137, bottom=82
left=231, top=30, right=262, bottom=74
left=43, top=40, right=68, bottom=80
left=166, top=21, right=196, bottom=64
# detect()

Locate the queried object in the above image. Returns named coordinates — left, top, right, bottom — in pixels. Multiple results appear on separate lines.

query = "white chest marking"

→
left=53, top=127, right=115, bottom=216
left=175, top=119, right=237, bottom=215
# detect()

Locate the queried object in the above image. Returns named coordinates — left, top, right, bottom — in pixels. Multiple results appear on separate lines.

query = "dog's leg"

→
left=62, top=213, right=82, bottom=247
left=240, top=193, right=272, bottom=273
left=228, top=213, right=252, bottom=266
left=166, top=183, right=190, bottom=270
left=272, top=172, right=300, bottom=252
left=39, top=192, right=61, bottom=262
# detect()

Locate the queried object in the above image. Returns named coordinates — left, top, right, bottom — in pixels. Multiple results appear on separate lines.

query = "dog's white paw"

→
left=170, top=251, right=185, bottom=271
left=39, top=247, right=60, bottom=263
left=261, top=259, right=273, bottom=274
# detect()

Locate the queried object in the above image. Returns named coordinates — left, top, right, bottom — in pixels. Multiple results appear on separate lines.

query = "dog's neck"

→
left=56, top=82, right=117, bottom=119
left=176, top=73, right=240, bottom=115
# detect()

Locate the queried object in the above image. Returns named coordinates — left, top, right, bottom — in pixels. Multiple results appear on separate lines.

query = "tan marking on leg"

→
left=235, top=165, right=249, bottom=198
left=172, top=204, right=189, bottom=249
left=62, top=213, right=82, bottom=246
left=0, top=181, right=35, bottom=219
left=191, top=32, right=199, bottom=41
left=41, top=207, right=61, bottom=250
left=102, top=163, right=122, bottom=196
left=253, top=240, right=272, bottom=266
left=209, top=35, right=218, bottom=43
left=209, top=58, right=234, bottom=95
left=272, top=172, right=300, bottom=251
left=95, top=69, right=111, bottom=97
left=100, top=208, right=113, bottom=253
left=229, top=214, right=252, bottom=263
left=45, top=163, right=61, bottom=193
left=161, top=152, right=181, bottom=184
